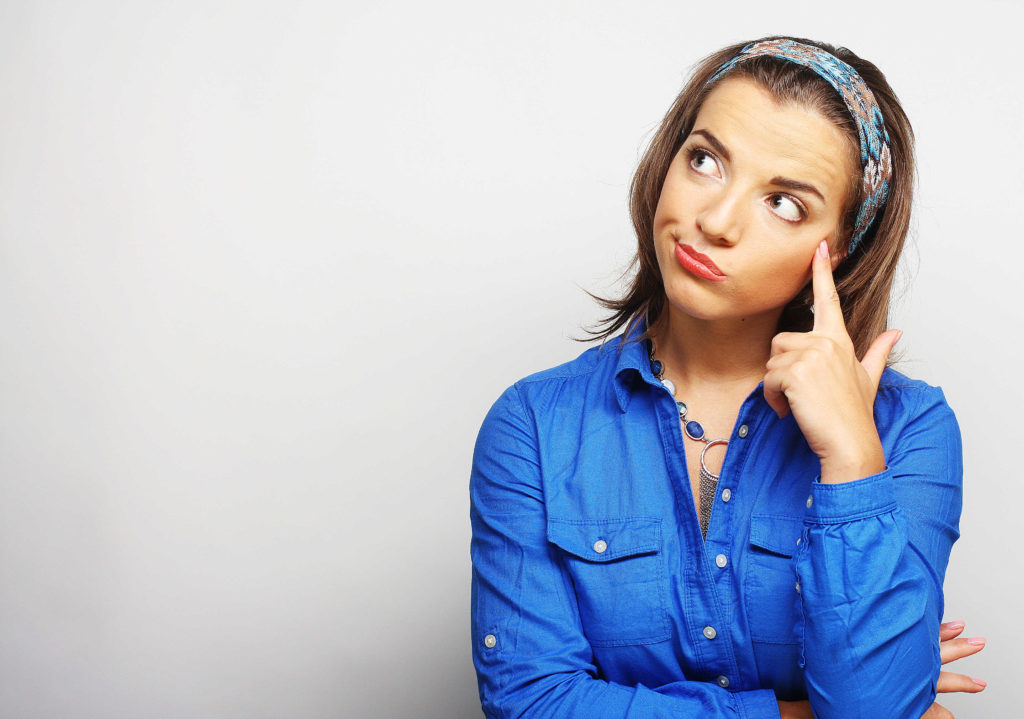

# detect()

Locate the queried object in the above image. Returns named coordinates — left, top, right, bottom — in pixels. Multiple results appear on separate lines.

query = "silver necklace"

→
left=647, top=338, right=727, bottom=539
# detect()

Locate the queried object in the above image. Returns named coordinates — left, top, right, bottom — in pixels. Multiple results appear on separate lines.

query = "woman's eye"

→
left=688, top=149, right=721, bottom=178
left=767, top=194, right=804, bottom=222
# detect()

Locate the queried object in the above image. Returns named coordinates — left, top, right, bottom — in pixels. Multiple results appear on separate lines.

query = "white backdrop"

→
left=1, top=2, right=1019, bottom=717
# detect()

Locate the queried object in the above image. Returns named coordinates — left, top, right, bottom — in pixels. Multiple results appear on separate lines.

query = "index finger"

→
left=811, top=239, right=845, bottom=336
left=939, top=621, right=966, bottom=642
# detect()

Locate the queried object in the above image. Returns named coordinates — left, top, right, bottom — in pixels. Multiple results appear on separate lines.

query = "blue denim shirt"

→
left=469, top=319, right=963, bottom=719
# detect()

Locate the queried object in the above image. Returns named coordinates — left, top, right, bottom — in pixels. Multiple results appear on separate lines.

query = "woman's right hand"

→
left=935, top=619, right=987, bottom=695
left=921, top=620, right=988, bottom=718
left=778, top=620, right=986, bottom=719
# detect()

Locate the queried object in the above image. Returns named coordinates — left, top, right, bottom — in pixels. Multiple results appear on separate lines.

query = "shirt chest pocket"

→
left=744, top=513, right=804, bottom=644
left=547, top=517, right=671, bottom=647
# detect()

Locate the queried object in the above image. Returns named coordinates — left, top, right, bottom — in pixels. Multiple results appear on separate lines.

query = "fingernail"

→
left=971, top=677, right=987, bottom=687
left=818, top=240, right=829, bottom=259
left=967, top=636, right=986, bottom=646
left=945, top=621, right=965, bottom=630
left=894, top=329, right=903, bottom=344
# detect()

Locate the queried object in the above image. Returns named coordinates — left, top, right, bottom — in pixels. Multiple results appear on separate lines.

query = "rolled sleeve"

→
left=804, top=467, right=897, bottom=524
left=734, top=688, right=783, bottom=719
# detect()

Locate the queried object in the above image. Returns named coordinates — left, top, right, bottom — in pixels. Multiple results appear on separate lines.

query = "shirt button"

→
left=483, top=634, right=497, bottom=648
left=716, top=675, right=730, bottom=688
left=796, top=537, right=802, bottom=546
left=737, top=424, right=749, bottom=438
left=721, top=488, right=732, bottom=503
left=795, top=581, right=802, bottom=594
left=593, top=539, right=608, bottom=554
left=715, top=554, right=728, bottom=568
left=806, top=494, right=814, bottom=508
left=703, top=625, right=717, bottom=640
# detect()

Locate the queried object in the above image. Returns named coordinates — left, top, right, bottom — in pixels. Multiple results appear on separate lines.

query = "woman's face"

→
left=652, top=76, right=859, bottom=323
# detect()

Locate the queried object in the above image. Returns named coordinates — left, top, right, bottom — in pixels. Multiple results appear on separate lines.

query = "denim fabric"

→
left=469, top=318, right=963, bottom=719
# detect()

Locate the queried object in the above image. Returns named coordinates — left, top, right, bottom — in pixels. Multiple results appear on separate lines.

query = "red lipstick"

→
left=675, top=243, right=726, bottom=282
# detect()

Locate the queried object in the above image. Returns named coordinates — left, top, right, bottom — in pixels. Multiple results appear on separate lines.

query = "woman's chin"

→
left=663, top=293, right=785, bottom=324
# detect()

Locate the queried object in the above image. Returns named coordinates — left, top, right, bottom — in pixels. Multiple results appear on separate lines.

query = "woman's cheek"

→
left=756, top=257, right=807, bottom=303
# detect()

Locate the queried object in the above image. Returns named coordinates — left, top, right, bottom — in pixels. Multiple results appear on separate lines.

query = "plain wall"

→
left=1, top=1, right=1019, bottom=717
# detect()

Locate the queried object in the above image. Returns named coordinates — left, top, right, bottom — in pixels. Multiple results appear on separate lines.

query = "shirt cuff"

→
left=734, top=687, right=782, bottom=719
left=804, top=466, right=897, bottom=524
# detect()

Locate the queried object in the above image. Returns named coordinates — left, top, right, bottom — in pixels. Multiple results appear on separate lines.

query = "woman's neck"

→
left=649, top=304, right=783, bottom=395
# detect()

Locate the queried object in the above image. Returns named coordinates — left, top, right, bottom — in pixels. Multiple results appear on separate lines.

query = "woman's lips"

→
left=675, top=243, right=727, bottom=281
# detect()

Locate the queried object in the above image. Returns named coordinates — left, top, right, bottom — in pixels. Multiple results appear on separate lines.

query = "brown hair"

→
left=578, top=35, right=914, bottom=366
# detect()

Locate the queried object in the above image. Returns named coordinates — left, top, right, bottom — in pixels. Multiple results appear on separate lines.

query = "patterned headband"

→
left=702, top=39, right=892, bottom=255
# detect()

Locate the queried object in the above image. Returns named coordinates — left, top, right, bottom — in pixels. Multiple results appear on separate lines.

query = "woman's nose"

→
left=694, top=188, right=744, bottom=245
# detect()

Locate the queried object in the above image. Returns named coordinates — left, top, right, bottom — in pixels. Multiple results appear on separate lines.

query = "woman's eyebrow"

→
left=690, top=129, right=731, bottom=161
left=770, top=176, right=825, bottom=203
left=691, top=128, right=827, bottom=203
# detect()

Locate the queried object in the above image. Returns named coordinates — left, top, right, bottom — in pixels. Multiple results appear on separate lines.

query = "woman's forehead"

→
left=689, top=77, right=858, bottom=204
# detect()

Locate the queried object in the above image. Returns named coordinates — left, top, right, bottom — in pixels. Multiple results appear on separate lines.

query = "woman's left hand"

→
left=763, top=239, right=902, bottom=484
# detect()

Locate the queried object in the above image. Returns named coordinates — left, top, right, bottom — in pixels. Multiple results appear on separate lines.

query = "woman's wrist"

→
left=777, top=699, right=813, bottom=719
left=818, top=437, right=886, bottom=484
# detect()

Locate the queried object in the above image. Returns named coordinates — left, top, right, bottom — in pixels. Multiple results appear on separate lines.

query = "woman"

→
left=469, top=37, right=985, bottom=719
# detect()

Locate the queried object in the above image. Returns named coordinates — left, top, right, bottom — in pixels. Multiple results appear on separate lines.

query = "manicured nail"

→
left=971, top=677, right=987, bottom=687
left=945, top=621, right=965, bottom=630
left=818, top=240, right=829, bottom=259
left=967, top=636, right=986, bottom=646
left=894, top=329, right=903, bottom=344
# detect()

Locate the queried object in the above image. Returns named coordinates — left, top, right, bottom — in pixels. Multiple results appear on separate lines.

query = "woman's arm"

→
left=778, top=620, right=987, bottom=719
left=763, top=242, right=964, bottom=718
left=470, top=384, right=780, bottom=719
left=794, top=384, right=963, bottom=719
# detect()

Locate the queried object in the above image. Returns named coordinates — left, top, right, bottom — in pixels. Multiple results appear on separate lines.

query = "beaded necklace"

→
left=647, top=338, right=727, bottom=540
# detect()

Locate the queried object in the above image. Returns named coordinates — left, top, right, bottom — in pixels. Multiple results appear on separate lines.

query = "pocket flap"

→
left=749, top=513, right=804, bottom=558
left=547, top=517, right=662, bottom=562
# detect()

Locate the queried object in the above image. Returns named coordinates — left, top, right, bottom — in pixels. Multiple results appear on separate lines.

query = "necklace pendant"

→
left=675, top=400, right=687, bottom=419
left=685, top=420, right=705, bottom=440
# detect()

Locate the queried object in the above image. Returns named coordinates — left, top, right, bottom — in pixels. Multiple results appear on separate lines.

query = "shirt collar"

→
left=611, top=316, right=653, bottom=414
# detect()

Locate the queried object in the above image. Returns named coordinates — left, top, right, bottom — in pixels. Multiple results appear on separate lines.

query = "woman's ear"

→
left=831, top=249, right=845, bottom=271
left=830, top=230, right=850, bottom=269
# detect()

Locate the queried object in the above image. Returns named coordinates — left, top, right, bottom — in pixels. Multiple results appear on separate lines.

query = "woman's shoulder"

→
left=875, top=365, right=960, bottom=440
left=514, top=341, right=615, bottom=387
left=486, top=333, right=638, bottom=419
left=877, top=365, right=951, bottom=403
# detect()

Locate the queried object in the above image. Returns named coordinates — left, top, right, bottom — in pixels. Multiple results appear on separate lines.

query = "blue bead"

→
left=650, top=360, right=663, bottom=376
left=685, top=420, right=705, bottom=440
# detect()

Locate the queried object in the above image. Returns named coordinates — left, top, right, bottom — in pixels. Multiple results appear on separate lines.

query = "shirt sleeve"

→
left=794, top=384, right=964, bottom=719
left=470, top=384, right=781, bottom=719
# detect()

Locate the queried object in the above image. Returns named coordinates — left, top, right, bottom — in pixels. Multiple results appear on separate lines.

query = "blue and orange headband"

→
left=702, top=39, right=892, bottom=255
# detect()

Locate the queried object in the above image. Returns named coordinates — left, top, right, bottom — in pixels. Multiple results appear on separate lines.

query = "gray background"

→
left=1, top=1, right=1018, bottom=717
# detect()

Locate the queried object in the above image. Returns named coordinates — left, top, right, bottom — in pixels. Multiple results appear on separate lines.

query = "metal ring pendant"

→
left=699, top=438, right=729, bottom=480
